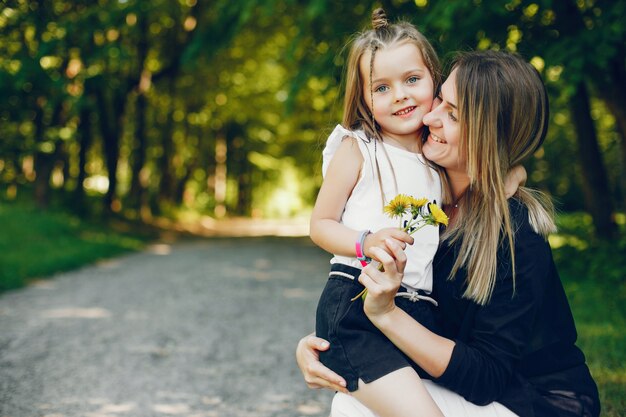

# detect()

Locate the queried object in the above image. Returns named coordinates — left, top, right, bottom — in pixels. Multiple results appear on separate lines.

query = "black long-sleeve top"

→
left=431, top=199, right=600, bottom=417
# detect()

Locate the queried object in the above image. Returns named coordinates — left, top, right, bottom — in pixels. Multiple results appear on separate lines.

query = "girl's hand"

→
left=504, top=164, right=527, bottom=198
left=359, top=239, right=407, bottom=319
left=364, top=228, right=413, bottom=260
left=295, top=333, right=348, bottom=393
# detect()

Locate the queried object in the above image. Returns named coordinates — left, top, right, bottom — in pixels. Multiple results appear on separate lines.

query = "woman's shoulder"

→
left=506, top=197, right=553, bottom=260
left=509, top=198, right=536, bottom=236
left=495, top=199, right=554, bottom=291
left=508, top=197, right=528, bottom=225
left=508, top=194, right=556, bottom=241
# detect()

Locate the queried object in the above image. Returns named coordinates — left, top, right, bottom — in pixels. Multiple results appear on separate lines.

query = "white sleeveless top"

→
left=322, top=124, right=441, bottom=292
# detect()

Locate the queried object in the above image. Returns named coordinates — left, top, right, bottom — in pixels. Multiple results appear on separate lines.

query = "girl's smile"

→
left=393, top=106, right=417, bottom=117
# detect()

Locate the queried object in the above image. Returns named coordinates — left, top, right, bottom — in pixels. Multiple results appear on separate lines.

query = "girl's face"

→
left=422, top=69, right=465, bottom=171
left=361, top=41, right=434, bottom=145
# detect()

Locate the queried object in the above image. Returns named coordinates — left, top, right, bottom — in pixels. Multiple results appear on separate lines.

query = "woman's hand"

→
left=359, top=239, right=407, bottom=320
left=296, top=333, right=348, bottom=393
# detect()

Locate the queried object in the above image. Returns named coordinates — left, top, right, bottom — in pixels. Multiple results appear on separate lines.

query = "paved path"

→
left=0, top=237, right=334, bottom=417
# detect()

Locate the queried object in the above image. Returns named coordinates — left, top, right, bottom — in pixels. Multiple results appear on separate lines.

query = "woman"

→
left=297, top=51, right=600, bottom=417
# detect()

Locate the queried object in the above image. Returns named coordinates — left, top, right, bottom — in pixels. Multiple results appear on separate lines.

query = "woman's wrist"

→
left=365, top=302, right=398, bottom=329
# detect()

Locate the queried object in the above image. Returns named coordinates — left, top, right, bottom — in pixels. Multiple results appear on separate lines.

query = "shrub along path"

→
left=0, top=236, right=333, bottom=417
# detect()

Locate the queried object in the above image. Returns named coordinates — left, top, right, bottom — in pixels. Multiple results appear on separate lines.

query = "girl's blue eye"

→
left=407, top=76, right=420, bottom=83
left=375, top=85, right=389, bottom=93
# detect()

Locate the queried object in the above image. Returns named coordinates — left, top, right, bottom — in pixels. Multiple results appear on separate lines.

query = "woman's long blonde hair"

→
left=444, top=51, right=556, bottom=305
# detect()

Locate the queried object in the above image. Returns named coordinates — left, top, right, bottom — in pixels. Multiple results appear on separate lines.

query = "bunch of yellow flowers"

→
left=352, top=194, right=448, bottom=302
left=383, top=194, right=448, bottom=228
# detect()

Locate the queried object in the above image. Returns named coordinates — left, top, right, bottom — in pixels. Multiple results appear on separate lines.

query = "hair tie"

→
left=371, top=8, right=388, bottom=30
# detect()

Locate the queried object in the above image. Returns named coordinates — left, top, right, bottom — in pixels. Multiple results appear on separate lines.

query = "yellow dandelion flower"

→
left=409, top=197, right=429, bottom=208
left=384, top=194, right=412, bottom=218
left=428, top=202, right=449, bottom=226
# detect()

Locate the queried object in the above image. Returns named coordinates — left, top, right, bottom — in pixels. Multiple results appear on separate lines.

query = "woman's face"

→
left=422, top=69, right=465, bottom=171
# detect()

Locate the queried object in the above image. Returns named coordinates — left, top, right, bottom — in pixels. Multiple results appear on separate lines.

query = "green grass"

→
left=551, top=212, right=626, bottom=417
left=0, top=200, right=153, bottom=291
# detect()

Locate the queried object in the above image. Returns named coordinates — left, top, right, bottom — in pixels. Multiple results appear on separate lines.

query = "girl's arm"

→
left=310, top=136, right=365, bottom=256
left=310, top=137, right=412, bottom=258
left=504, top=164, right=527, bottom=198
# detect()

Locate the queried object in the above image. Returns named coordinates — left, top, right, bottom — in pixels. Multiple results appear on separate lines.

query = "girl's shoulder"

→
left=326, top=124, right=369, bottom=143
left=322, top=125, right=369, bottom=176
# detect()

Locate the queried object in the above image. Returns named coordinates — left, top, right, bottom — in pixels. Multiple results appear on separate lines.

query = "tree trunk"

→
left=32, top=102, right=50, bottom=208
left=128, top=90, right=148, bottom=210
left=128, top=14, right=150, bottom=213
left=236, top=169, right=251, bottom=216
left=157, top=80, right=177, bottom=205
left=595, top=46, right=626, bottom=211
left=231, top=137, right=251, bottom=216
left=74, top=98, right=93, bottom=212
left=603, top=95, right=626, bottom=212
left=175, top=167, right=193, bottom=206
left=59, top=141, right=70, bottom=190
left=214, top=132, right=227, bottom=218
left=33, top=101, right=63, bottom=209
left=95, top=83, right=126, bottom=214
left=547, top=0, right=618, bottom=237
left=174, top=120, right=194, bottom=206
left=570, top=82, right=617, bottom=239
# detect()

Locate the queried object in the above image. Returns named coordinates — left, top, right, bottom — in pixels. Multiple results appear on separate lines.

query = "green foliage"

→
left=0, top=1, right=624, bottom=223
left=552, top=212, right=626, bottom=416
left=0, top=198, right=150, bottom=291
left=553, top=212, right=626, bottom=284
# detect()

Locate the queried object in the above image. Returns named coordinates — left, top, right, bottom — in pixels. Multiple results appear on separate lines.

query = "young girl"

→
left=311, top=9, right=445, bottom=417
left=311, top=11, right=524, bottom=417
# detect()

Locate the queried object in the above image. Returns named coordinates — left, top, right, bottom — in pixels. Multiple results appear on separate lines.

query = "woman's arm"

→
left=295, top=333, right=349, bottom=393
left=360, top=241, right=456, bottom=377
left=433, top=215, right=550, bottom=404
left=361, top=210, right=551, bottom=405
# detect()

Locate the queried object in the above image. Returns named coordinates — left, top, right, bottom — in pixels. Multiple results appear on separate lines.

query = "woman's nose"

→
left=423, top=110, right=440, bottom=127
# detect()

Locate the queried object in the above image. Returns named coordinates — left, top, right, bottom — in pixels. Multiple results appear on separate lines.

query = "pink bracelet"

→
left=355, top=230, right=371, bottom=267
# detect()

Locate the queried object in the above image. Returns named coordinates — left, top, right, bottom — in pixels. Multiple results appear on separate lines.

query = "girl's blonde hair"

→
left=341, top=8, right=444, bottom=205
left=342, top=8, right=441, bottom=140
left=444, top=50, right=556, bottom=305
